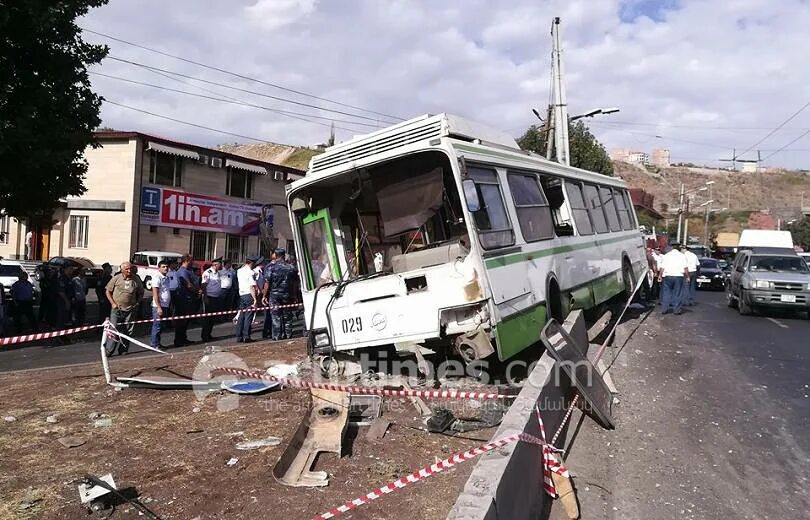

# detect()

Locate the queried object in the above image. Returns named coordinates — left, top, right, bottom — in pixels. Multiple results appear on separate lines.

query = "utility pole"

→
left=550, top=17, right=570, bottom=166
left=676, top=182, right=685, bottom=243
left=703, top=204, right=711, bottom=247
left=683, top=197, right=691, bottom=244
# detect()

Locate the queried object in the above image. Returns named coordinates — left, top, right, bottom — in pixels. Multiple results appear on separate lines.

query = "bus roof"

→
left=292, top=113, right=626, bottom=191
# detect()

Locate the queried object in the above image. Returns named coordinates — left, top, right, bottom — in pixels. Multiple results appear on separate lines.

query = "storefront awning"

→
left=226, top=159, right=268, bottom=175
left=147, top=142, right=200, bottom=160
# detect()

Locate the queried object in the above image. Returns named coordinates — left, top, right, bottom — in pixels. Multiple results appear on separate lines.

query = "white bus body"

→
left=286, top=114, right=647, bottom=362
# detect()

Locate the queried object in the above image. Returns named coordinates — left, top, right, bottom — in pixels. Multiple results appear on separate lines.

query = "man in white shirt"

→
left=201, top=258, right=223, bottom=342
left=220, top=259, right=235, bottom=310
left=657, top=243, right=689, bottom=315
left=682, top=247, right=700, bottom=306
left=150, top=260, right=172, bottom=349
left=235, top=255, right=261, bottom=343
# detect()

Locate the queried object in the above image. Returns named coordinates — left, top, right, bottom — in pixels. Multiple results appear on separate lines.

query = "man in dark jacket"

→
left=263, top=248, right=298, bottom=340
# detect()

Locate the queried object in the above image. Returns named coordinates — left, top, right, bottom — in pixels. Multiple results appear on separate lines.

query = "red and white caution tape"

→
left=0, top=323, right=102, bottom=345
left=0, top=302, right=303, bottom=346
left=312, top=425, right=566, bottom=519
left=535, top=404, right=569, bottom=497
left=313, top=434, right=519, bottom=520
left=206, top=365, right=515, bottom=400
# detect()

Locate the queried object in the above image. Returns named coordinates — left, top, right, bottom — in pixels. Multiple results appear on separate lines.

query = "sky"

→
left=82, top=0, right=810, bottom=169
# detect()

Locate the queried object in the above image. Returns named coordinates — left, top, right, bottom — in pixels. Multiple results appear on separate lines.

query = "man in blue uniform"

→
left=263, top=248, right=297, bottom=340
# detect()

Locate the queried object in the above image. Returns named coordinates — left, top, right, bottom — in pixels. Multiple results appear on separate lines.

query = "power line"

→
left=761, top=129, right=810, bottom=162
left=583, top=119, right=810, bottom=131
left=81, top=27, right=404, bottom=123
left=736, top=101, right=810, bottom=159
left=588, top=122, right=732, bottom=149
left=90, top=70, right=376, bottom=132
left=102, top=99, right=271, bottom=142
left=106, top=55, right=392, bottom=126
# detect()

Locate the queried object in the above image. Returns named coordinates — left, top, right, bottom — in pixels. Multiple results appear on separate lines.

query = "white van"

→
left=132, top=251, right=182, bottom=289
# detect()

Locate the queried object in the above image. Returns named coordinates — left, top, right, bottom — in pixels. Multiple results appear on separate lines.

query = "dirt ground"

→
left=0, top=339, right=497, bottom=520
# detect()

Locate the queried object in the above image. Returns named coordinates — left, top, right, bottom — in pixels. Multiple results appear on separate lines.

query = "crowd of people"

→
left=646, top=242, right=700, bottom=315
left=0, top=250, right=302, bottom=351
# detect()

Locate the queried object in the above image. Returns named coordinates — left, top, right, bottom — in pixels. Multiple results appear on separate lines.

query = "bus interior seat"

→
left=390, top=240, right=467, bottom=273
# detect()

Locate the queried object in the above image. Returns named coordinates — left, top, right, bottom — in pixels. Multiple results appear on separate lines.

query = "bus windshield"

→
left=292, top=151, right=469, bottom=289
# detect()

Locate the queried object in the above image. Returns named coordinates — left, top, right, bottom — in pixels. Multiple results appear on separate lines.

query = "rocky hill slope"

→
left=217, top=142, right=322, bottom=171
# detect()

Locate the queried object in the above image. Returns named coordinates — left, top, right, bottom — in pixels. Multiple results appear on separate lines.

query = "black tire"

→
left=738, top=289, right=752, bottom=316
left=726, top=287, right=737, bottom=308
left=547, top=282, right=569, bottom=324
left=622, top=260, right=636, bottom=301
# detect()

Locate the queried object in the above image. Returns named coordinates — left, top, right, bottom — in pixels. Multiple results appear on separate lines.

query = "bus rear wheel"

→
left=547, top=281, right=569, bottom=324
left=622, top=260, right=636, bottom=301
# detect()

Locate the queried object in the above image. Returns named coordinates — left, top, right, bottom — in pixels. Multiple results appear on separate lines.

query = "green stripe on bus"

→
left=484, top=234, right=635, bottom=269
left=495, top=303, right=547, bottom=361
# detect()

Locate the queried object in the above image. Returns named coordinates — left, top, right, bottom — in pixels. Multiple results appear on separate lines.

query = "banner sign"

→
left=140, top=187, right=269, bottom=235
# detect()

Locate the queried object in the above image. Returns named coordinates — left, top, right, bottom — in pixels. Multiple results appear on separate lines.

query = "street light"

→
left=569, top=107, right=620, bottom=121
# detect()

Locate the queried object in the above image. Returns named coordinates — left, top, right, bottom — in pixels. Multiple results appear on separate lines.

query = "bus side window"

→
left=466, top=167, right=515, bottom=250
left=565, top=181, right=594, bottom=236
left=599, top=186, right=622, bottom=232
left=614, top=188, right=634, bottom=230
left=583, top=183, right=609, bottom=233
left=622, top=190, right=638, bottom=229
left=506, top=172, right=554, bottom=242
left=540, top=176, right=575, bottom=236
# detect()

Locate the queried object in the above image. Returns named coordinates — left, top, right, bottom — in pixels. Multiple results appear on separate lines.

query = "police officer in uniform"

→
left=201, top=258, right=224, bottom=342
left=263, top=248, right=297, bottom=340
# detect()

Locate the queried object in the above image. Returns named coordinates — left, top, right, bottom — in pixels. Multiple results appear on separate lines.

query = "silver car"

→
left=726, top=250, right=810, bottom=317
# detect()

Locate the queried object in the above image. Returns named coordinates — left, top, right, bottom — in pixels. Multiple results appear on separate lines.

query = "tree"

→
left=517, top=120, right=614, bottom=176
left=0, top=1, right=109, bottom=220
left=789, top=215, right=810, bottom=250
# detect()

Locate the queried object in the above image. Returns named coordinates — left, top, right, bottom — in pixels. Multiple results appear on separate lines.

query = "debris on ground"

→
left=93, top=417, right=112, bottom=428
left=365, top=418, right=391, bottom=441
left=225, top=457, right=239, bottom=467
left=57, top=436, right=87, bottom=448
left=45, top=414, right=59, bottom=424
left=3, top=415, right=16, bottom=422
left=236, top=437, right=282, bottom=450
left=267, top=363, right=299, bottom=379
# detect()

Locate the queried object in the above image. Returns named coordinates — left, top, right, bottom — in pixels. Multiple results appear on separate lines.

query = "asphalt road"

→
left=0, top=300, right=304, bottom=373
left=553, top=289, right=810, bottom=519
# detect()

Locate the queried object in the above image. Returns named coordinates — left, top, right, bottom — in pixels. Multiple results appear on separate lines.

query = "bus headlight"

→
left=314, top=331, right=331, bottom=348
left=754, top=280, right=771, bottom=289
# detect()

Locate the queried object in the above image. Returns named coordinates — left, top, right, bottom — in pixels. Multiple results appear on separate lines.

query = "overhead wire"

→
left=760, top=129, right=810, bottom=162
left=81, top=27, right=404, bottom=123
left=106, top=55, right=391, bottom=125
left=735, top=101, right=810, bottom=159
left=90, top=70, right=375, bottom=132
left=102, top=99, right=272, bottom=142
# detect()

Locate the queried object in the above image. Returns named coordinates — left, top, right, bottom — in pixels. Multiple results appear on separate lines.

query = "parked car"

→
left=726, top=250, right=810, bottom=317
left=0, top=261, right=40, bottom=301
left=131, top=251, right=183, bottom=290
left=35, top=256, right=102, bottom=290
left=695, top=257, right=726, bottom=290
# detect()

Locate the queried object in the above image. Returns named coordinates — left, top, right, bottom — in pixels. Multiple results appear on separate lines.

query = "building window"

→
left=149, top=225, right=157, bottom=233
left=68, top=215, right=89, bottom=248
left=583, top=184, right=608, bottom=234
left=149, top=151, right=182, bottom=187
left=565, top=181, right=593, bottom=236
left=190, top=230, right=216, bottom=261
left=466, top=167, right=515, bottom=250
left=226, top=168, right=253, bottom=198
left=507, top=172, right=554, bottom=242
left=225, top=234, right=248, bottom=263
left=0, top=213, right=9, bottom=244
left=172, top=227, right=180, bottom=235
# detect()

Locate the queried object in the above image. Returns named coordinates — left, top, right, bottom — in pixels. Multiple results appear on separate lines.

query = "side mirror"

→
left=462, top=179, right=481, bottom=212
left=735, top=265, right=744, bottom=272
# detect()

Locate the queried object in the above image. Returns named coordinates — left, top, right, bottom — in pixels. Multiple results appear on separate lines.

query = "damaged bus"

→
left=286, top=113, right=646, bottom=364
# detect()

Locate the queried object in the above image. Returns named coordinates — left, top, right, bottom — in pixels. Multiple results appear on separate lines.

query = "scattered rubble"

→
left=57, top=436, right=87, bottom=448
left=236, top=437, right=282, bottom=450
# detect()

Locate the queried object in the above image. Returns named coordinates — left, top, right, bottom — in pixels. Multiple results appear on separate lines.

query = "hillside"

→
left=613, top=161, right=810, bottom=233
left=217, top=142, right=322, bottom=171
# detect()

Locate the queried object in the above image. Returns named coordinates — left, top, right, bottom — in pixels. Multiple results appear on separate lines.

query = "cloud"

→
left=81, top=0, right=810, bottom=169
left=244, top=0, right=318, bottom=30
